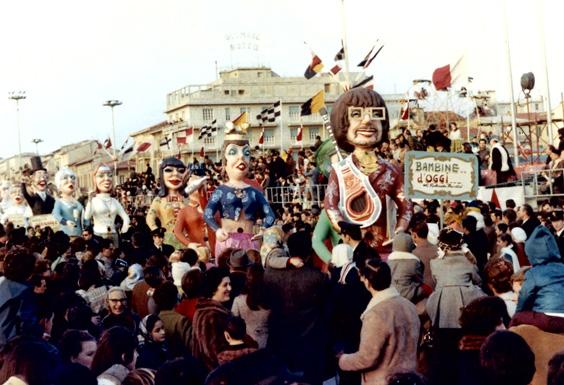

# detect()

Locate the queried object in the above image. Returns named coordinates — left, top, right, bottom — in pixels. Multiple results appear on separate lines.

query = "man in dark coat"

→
left=462, top=216, right=489, bottom=274
left=518, top=204, right=541, bottom=240
left=150, top=228, right=175, bottom=257
left=339, top=221, right=380, bottom=266
left=549, top=210, right=564, bottom=258
left=489, top=137, right=516, bottom=184
left=21, top=156, right=55, bottom=215
left=264, top=231, right=329, bottom=385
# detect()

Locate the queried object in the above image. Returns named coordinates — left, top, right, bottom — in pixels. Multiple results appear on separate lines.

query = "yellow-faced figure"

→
left=222, top=122, right=251, bottom=183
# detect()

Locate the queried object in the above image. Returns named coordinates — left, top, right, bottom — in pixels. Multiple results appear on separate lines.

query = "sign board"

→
left=6, top=214, right=26, bottom=228
left=29, top=214, right=61, bottom=232
left=404, top=151, right=479, bottom=201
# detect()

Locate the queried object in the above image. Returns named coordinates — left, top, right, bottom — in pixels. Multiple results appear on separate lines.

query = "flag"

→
left=300, top=90, right=325, bottom=116
left=334, top=43, right=345, bottom=61
left=232, top=111, right=248, bottom=126
left=360, top=45, right=384, bottom=69
left=199, top=146, right=205, bottom=157
left=176, top=128, right=193, bottom=145
left=258, top=127, right=264, bottom=145
left=257, top=101, right=281, bottom=123
left=198, top=119, right=218, bottom=140
left=296, top=126, right=303, bottom=143
left=103, top=138, right=112, bottom=149
left=136, top=142, right=151, bottom=152
left=432, top=56, right=466, bottom=90
left=352, top=75, right=374, bottom=89
left=400, top=102, right=409, bottom=120
left=304, top=55, right=324, bottom=79
left=357, top=46, right=375, bottom=67
left=160, top=136, right=171, bottom=149
left=330, top=65, right=342, bottom=76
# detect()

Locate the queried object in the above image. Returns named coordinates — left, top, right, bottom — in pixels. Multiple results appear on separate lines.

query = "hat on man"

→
left=151, top=227, right=166, bottom=238
left=392, top=232, right=414, bottom=253
left=227, top=249, right=253, bottom=269
left=30, top=156, right=46, bottom=174
left=558, top=127, right=564, bottom=136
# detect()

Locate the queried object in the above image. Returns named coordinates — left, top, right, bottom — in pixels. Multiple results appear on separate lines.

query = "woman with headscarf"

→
left=204, top=122, right=276, bottom=257
left=136, top=314, right=171, bottom=370
left=120, top=264, right=144, bottom=292
left=146, top=157, right=189, bottom=250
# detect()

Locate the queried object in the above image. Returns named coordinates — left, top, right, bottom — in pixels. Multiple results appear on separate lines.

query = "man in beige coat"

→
left=338, top=259, right=420, bottom=385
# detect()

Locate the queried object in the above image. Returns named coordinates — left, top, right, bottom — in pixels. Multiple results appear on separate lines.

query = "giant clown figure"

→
left=324, top=87, right=413, bottom=252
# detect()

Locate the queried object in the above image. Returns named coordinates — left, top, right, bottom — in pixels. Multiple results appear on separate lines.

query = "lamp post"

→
left=103, top=100, right=122, bottom=184
left=8, top=91, right=26, bottom=173
left=31, top=138, right=43, bottom=155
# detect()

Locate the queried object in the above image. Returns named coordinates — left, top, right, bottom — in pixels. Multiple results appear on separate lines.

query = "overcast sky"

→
left=0, top=0, right=562, bottom=158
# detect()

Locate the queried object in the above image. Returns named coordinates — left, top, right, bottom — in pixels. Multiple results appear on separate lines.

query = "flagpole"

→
left=339, top=0, right=351, bottom=86
left=279, top=100, right=284, bottom=153
left=503, top=0, right=519, bottom=167
left=538, top=0, right=553, bottom=142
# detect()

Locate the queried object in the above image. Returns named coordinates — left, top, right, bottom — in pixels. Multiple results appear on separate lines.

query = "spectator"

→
left=484, top=258, right=517, bottom=316
left=136, top=314, right=171, bottom=370
left=462, top=215, right=489, bottom=273
left=101, top=287, right=139, bottom=332
left=153, top=281, right=191, bottom=358
left=92, top=326, right=138, bottom=385
left=59, top=329, right=97, bottom=369
left=338, top=259, right=420, bottom=385
left=518, top=204, right=541, bottom=239
left=216, top=316, right=258, bottom=365
left=411, top=221, right=439, bottom=289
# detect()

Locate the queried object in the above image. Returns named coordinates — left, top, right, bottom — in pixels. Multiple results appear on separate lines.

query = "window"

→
left=290, top=128, right=298, bottom=140
left=289, top=105, right=300, bottom=119
left=264, top=129, right=274, bottom=144
left=240, top=106, right=249, bottom=114
left=238, top=89, right=245, bottom=95
left=309, top=127, right=319, bottom=141
left=202, top=108, right=214, bottom=121
left=225, top=108, right=231, bottom=121
left=257, top=72, right=262, bottom=78
left=224, top=90, right=229, bottom=95
left=324, top=83, right=331, bottom=93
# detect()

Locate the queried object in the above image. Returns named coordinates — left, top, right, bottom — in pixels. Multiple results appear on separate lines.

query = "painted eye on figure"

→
left=243, top=147, right=251, bottom=157
left=350, top=107, right=363, bottom=119
left=228, top=148, right=237, bottom=156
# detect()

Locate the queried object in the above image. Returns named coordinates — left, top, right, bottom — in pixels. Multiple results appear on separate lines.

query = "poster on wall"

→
left=404, top=151, right=479, bottom=201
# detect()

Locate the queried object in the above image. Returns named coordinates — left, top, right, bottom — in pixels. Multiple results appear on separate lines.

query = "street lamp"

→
left=103, top=100, right=122, bottom=183
left=8, top=91, right=26, bottom=172
left=31, top=138, right=43, bottom=155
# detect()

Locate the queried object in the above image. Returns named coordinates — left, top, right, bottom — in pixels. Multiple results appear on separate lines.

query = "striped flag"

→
left=136, top=142, right=151, bottom=153
left=198, top=119, right=218, bottom=140
left=296, top=125, right=303, bottom=143
left=304, top=54, right=324, bottom=79
left=258, top=127, right=264, bottom=145
left=257, top=101, right=281, bottom=123
left=103, top=138, right=112, bottom=149
left=334, top=42, right=345, bottom=61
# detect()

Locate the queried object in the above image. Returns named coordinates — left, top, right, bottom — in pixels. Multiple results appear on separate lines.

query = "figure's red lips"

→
left=38, top=181, right=46, bottom=187
left=169, top=179, right=181, bottom=186
left=236, top=163, right=247, bottom=171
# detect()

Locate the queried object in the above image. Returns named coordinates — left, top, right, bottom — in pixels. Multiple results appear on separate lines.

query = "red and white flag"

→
left=258, top=127, right=264, bottom=145
left=136, top=142, right=151, bottom=153
left=103, top=138, right=112, bottom=149
left=176, top=127, right=193, bottom=145
left=296, top=126, right=303, bottom=143
left=400, top=100, right=409, bottom=120
left=199, top=146, right=205, bottom=157
left=432, top=56, right=467, bottom=90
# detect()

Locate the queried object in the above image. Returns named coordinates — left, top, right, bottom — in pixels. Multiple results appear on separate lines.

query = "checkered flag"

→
left=198, top=119, right=218, bottom=140
left=256, top=100, right=281, bottom=123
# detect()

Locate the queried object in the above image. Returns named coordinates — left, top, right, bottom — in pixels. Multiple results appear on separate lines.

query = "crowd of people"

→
left=0, top=87, right=562, bottom=385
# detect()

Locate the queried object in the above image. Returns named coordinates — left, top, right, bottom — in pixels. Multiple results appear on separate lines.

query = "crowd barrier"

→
left=264, top=184, right=327, bottom=207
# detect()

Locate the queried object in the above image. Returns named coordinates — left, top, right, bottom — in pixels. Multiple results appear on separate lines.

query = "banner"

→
left=29, top=214, right=61, bottom=232
left=6, top=214, right=26, bottom=228
left=404, top=151, right=478, bottom=201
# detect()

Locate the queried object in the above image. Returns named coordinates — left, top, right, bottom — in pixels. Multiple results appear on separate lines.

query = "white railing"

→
left=521, top=167, right=564, bottom=199
left=265, top=184, right=327, bottom=207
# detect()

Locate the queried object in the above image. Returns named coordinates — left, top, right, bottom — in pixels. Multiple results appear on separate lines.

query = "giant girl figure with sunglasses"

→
left=84, top=164, right=130, bottom=246
left=204, top=122, right=275, bottom=256
left=146, top=157, right=191, bottom=250
left=324, top=87, right=413, bottom=253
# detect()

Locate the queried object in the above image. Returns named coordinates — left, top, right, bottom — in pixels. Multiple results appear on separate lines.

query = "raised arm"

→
left=324, top=169, right=344, bottom=232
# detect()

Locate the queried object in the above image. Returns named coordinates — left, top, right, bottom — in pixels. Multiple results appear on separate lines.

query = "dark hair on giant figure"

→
left=158, top=157, right=187, bottom=198
left=330, top=87, right=390, bottom=153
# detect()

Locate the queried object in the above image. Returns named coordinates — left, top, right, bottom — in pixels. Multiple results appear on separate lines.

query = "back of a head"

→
left=412, top=221, right=429, bottom=240
left=152, top=281, right=178, bottom=311
left=122, top=368, right=156, bottom=385
left=287, top=231, right=312, bottom=261
left=459, top=296, right=509, bottom=335
left=462, top=215, right=477, bottom=232
left=359, top=258, right=391, bottom=291
left=480, top=330, right=535, bottom=385
left=0, top=337, right=61, bottom=385
left=548, top=351, right=564, bottom=385
left=91, top=326, right=138, bottom=377
left=225, top=316, right=247, bottom=340
left=181, top=268, right=203, bottom=299
left=3, top=246, right=36, bottom=283
left=525, top=225, right=562, bottom=265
